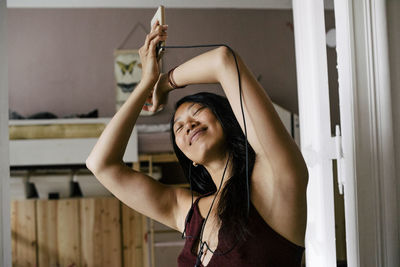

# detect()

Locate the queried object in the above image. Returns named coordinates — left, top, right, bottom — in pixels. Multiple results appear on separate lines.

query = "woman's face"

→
left=173, top=102, right=226, bottom=164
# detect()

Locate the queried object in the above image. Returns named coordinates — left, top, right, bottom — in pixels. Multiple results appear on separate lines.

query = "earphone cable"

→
left=161, top=44, right=250, bottom=218
left=196, top=154, right=230, bottom=263
left=162, top=44, right=250, bottom=263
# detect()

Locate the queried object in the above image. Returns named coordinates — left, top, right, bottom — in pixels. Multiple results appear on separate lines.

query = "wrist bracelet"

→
left=167, top=67, right=187, bottom=89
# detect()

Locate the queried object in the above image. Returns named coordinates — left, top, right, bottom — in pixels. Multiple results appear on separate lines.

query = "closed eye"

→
left=175, top=125, right=183, bottom=133
left=193, top=106, right=205, bottom=116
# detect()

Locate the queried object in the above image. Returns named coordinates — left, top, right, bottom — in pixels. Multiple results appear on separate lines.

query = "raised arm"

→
left=161, top=47, right=308, bottom=184
left=86, top=22, right=191, bottom=232
left=153, top=46, right=308, bottom=245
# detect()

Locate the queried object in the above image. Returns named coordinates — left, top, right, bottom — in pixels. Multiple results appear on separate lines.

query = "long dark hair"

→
left=170, top=92, right=256, bottom=242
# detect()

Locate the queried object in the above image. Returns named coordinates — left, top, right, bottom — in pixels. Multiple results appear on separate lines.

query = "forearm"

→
left=169, top=47, right=224, bottom=87
left=86, top=82, right=151, bottom=171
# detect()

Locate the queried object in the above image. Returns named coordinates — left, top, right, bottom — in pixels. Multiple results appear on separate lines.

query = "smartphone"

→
left=151, top=5, right=166, bottom=60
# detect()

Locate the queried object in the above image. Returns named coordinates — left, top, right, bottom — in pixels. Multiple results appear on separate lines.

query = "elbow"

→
left=85, top=156, right=97, bottom=174
left=217, top=45, right=235, bottom=60
left=85, top=156, right=106, bottom=175
left=215, top=46, right=237, bottom=70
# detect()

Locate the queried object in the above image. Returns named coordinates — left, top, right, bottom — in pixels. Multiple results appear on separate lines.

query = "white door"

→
left=293, top=0, right=400, bottom=266
left=292, top=0, right=337, bottom=266
left=334, top=0, right=399, bottom=266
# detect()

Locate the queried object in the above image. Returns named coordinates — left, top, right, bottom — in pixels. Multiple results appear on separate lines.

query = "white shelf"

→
left=9, top=118, right=138, bottom=166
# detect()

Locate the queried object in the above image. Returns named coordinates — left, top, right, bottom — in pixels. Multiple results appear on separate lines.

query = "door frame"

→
left=341, top=0, right=399, bottom=265
left=0, top=0, right=12, bottom=266
left=293, top=0, right=399, bottom=266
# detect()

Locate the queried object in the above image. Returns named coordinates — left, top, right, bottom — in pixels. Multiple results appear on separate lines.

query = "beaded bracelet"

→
left=167, top=67, right=187, bottom=89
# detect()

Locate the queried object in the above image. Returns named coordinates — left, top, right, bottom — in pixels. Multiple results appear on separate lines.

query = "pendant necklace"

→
left=194, top=155, right=230, bottom=267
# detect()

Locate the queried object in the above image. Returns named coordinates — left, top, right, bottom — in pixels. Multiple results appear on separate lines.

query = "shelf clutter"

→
left=10, top=165, right=164, bottom=200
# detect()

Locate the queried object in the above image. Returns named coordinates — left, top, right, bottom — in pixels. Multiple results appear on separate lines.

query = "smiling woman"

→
left=86, top=21, right=308, bottom=266
left=172, top=101, right=226, bottom=163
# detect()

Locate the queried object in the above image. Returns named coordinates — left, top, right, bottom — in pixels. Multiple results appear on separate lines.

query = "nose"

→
left=185, top=121, right=198, bottom=134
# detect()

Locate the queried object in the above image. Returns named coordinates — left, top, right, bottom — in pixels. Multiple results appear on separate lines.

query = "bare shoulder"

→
left=250, top=155, right=308, bottom=247
left=173, top=187, right=198, bottom=232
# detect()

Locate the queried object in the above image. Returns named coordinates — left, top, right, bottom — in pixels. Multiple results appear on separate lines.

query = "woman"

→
left=86, top=21, right=308, bottom=266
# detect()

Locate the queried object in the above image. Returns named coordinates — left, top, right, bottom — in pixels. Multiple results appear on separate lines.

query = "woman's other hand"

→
left=150, top=73, right=174, bottom=112
left=138, top=21, right=168, bottom=88
left=141, top=73, right=172, bottom=113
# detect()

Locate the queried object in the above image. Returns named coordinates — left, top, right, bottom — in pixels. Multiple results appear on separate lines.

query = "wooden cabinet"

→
left=11, top=153, right=185, bottom=267
left=11, top=197, right=185, bottom=267
left=11, top=197, right=145, bottom=267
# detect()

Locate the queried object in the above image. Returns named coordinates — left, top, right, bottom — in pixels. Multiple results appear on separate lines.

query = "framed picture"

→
left=114, top=49, right=161, bottom=116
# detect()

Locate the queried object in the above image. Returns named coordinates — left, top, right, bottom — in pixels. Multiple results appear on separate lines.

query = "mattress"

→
left=9, top=124, right=106, bottom=140
left=9, top=119, right=174, bottom=154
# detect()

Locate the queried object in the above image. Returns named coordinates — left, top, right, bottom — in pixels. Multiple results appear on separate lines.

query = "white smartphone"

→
left=151, top=5, right=166, bottom=60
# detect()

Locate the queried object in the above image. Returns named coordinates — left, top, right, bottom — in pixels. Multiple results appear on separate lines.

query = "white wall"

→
left=387, top=0, right=400, bottom=249
left=0, top=0, right=11, bottom=266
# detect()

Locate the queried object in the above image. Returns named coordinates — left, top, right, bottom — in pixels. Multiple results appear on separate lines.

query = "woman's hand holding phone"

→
left=138, top=21, right=169, bottom=113
left=138, top=21, right=168, bottom=88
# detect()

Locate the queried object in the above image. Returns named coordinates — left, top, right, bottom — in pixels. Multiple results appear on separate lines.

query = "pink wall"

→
left=8, top=8, right=338, bottom=126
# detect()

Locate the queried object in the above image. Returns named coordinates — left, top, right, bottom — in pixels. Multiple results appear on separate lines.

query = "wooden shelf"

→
left=138, top=153, right=178, bottom=163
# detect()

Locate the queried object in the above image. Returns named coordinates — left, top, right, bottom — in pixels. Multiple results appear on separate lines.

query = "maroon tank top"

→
left=177, top=194, right=304, bottom=267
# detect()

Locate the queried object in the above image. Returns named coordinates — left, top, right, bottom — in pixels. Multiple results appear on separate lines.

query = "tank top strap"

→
left=193, top=191, right=213, bottom=206
left=185, top=191, right=214, bottom=226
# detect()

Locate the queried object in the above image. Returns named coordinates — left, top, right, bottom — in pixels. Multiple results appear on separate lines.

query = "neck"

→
left=203, top=152, right=232, bottom=189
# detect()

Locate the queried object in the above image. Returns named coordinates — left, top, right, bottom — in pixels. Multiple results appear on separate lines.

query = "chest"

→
left=178, top=203, right=304, bottom=267
left=191, top=209, right=220, bottom=266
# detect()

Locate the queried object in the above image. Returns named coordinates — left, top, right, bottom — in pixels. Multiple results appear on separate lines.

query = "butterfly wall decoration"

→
left=116, top=60, right=137, bottom=75
left=114, top=50, right=142, bottom=95
left=114, top=49, right=162, bottom=116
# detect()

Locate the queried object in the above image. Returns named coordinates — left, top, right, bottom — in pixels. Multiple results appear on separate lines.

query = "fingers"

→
left=151, top=20, right=159, bottom=31
left=143, top=23, right=168, bottom=52
left=148, top=35, right=167, bottom=55
left=142, top=92, right=163, bottom=113
left=137, top=20, right=168, bottom=87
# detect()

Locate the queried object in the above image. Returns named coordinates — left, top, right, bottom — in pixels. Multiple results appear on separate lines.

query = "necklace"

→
left=194, top=155, right=230, bottom=267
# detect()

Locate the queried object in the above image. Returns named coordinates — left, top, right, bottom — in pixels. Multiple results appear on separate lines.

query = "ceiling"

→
left=7, top=0, right=334, bottom=9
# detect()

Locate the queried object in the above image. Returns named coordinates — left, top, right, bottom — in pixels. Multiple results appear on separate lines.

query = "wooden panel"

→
left=36, top=199, right=80, bottom=267
left=142, top=215, right=150, bottom=267
left=57, top=199, right=81, bottom=266
left=132, top=162, right=140, bottom=171
left=139, top=153, right=178, bottom=163
left=36, top=200, right=58, bottom=266
left=80, top=197, right=122, bottom=267
left=121, top=203, right=143, bottom=267
left=9, top=123, right=106, bottom=140
left=11, top=200, right=37, bottom=267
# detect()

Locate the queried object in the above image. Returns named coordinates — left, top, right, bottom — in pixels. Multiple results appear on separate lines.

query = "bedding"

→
left=9, top=120, right=174, bottom=154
